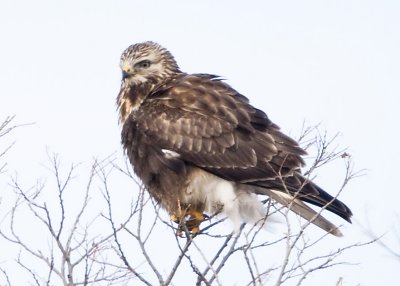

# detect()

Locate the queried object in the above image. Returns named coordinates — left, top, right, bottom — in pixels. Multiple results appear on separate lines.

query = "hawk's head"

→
left=118, top=42, right=181, bottom=123
left=120, top=41, right=181, bottom=86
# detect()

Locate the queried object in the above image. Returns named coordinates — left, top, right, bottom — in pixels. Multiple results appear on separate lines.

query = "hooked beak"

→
left=122, top=70, right=130, bottom=80
left=122, top=65, right=132, bottom=80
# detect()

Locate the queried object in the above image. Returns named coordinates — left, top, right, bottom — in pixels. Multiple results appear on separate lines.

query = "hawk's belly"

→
left=181, top=168, right=266, bottom=231
left=122, top=123, right=265, bottom=231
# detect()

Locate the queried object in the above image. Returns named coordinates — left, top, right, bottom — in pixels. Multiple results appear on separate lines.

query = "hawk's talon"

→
left=171, top=208, right=206, bottom=236
left=171, top=213, right=180, bottom=224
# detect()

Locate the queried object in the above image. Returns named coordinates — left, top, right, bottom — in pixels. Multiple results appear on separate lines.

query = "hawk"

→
left=117, top=41, right=352, bottom=237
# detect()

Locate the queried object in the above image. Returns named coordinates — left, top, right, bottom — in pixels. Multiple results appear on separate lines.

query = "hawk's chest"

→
left=121, top=119, right=156, bottom=181
left=121, top=118, right=186, bottom=192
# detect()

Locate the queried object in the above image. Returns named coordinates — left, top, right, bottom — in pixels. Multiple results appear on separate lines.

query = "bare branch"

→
left=98, top=160, right=153, bottom=286
left=0, top=116, right=33, bottom=174
left=1, top=124, right=371, bottom=285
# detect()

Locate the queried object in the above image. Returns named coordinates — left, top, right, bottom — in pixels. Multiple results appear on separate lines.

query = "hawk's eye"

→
left=135, top=60, right=151, bottom=69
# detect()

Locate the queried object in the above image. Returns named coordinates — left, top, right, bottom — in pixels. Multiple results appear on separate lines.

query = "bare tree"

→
left=96, top=125, right=372, bottom=286
left=0, top=125, right=373, bottom=285
left=0, top=154, right=133, bottom=285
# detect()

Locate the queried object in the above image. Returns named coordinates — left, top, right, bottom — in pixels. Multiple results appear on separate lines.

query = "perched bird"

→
left=117, top=41, right=352, bottom=236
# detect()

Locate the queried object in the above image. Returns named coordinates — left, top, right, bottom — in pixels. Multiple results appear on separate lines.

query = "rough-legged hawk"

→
left=117, top=41, right=352, bottom=236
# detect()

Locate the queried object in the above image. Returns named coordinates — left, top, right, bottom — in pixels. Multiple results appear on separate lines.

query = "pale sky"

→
left=1, top=0, right=399, bottom=285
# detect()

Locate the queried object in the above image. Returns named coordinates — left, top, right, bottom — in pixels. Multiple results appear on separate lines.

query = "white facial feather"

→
left=120, top=50, right=167, bottom=84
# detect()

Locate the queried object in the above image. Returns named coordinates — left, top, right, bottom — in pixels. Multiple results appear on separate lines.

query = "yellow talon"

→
left=171, top=207, right=206, bottom=236
left=170, top=213, right=180, bottom=223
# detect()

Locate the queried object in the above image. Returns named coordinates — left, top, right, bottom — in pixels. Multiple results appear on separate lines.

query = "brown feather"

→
left=117, top=42, right=352, bottom=235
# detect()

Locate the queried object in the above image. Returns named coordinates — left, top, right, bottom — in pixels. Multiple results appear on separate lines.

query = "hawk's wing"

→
left=136, top=74, right=352, bottom=222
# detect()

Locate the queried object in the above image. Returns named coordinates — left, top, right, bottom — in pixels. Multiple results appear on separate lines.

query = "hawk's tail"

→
left=252, top=174, right=352, bottom=224
left=261, top=188, right=344, bottom=236
left=251, top=174, right=352, bottom=236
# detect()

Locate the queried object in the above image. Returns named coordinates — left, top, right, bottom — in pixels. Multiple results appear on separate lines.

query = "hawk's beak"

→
left=122, top=66, right=132, bottom=80
left=122, top=70, right=130, bottom=80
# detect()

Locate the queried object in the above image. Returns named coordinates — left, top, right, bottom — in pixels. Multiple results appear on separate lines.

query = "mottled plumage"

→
left=117, top=41, right=352, bottom=236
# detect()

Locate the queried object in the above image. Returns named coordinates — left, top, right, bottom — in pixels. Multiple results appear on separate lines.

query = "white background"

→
left=0, top=1, right=399, bottom=285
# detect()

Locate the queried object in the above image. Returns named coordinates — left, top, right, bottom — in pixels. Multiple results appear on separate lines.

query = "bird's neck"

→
left=117, top=72, right=183, bottom=124
left=117, top=85, right=146, bottom=124
left=117, top=77, right=168, bottom=124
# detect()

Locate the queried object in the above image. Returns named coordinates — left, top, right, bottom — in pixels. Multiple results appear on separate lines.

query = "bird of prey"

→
left=117, top=41, right=352, bottom=237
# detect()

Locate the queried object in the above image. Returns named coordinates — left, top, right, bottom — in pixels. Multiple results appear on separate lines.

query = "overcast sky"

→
left=1, top=0, right=399, bottom=285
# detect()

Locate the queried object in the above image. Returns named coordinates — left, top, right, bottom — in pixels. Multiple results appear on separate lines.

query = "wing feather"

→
left=137, top=74, right=303, bottom=174
left=136, top=73, right=352, bottom=222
